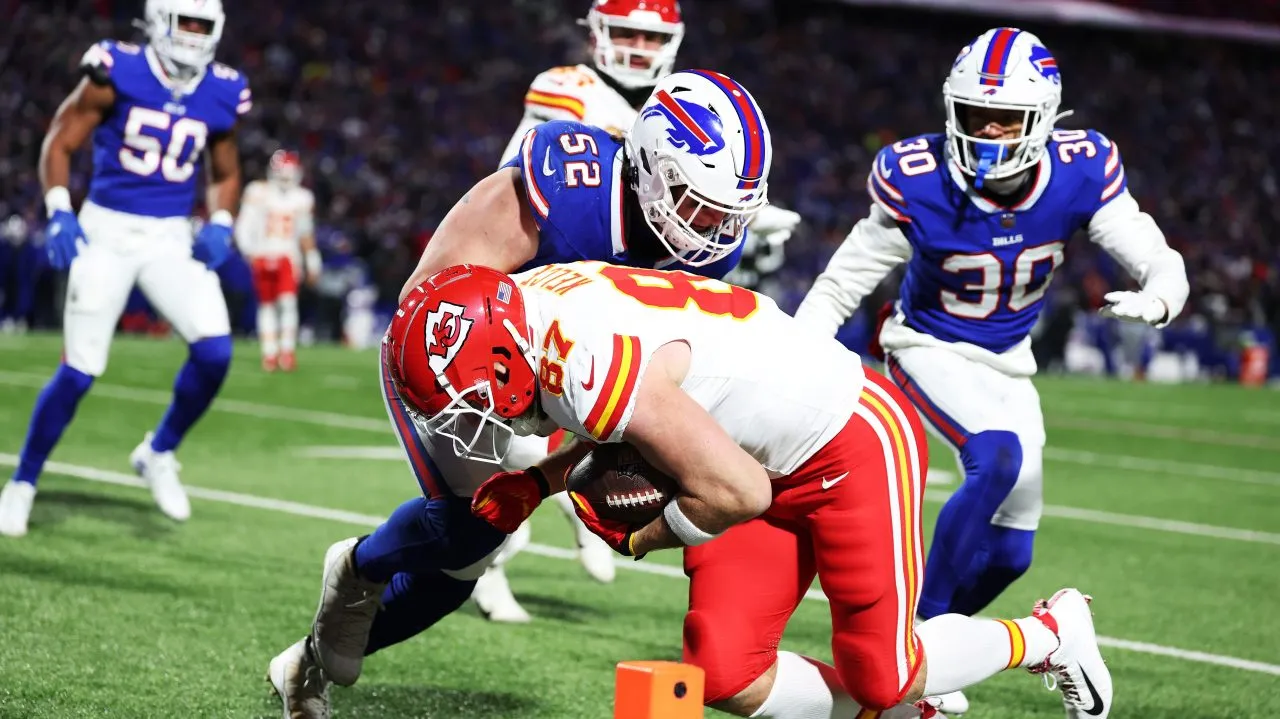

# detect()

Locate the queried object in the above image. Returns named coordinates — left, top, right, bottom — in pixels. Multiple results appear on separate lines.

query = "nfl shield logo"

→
left=1000, top=213, right=1017, bottom=229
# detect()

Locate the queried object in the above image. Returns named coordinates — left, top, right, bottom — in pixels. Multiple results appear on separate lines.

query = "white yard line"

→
left=292, top=445, right=1280, bottom=545
left=1043, top=448, right=1280, bottom=488
left=6, top=371, right=1279, bottom=451
left=2, top=453, right=1276, bottom=678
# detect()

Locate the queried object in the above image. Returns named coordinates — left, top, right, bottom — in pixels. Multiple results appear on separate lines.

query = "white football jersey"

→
left=499, top=64, right=639, bottom=165
left=515, top=261, right=865, bottom=475
left=234, top=180, right=315, bottom=260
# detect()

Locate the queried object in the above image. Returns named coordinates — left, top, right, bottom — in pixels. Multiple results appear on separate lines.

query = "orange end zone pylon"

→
left=614, top=661, right=705, bottom=719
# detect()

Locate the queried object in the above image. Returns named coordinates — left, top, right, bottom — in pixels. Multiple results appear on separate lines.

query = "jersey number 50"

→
left=118, top=107, right=209, bottom=183
left=941, top=242, right=1065, bottom=318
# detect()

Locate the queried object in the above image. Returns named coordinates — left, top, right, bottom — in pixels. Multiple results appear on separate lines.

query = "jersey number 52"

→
left=118, top=107, right=209, bottom=183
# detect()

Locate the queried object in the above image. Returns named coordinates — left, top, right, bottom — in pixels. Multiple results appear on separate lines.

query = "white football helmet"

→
left=944, top=27, right=1072, bottom=185
left=269, top=150, right=303, bottom=188
left=627, top=70, right=772, bottom=267
left=583, top=0, right=684, bottom=90
left=143, top=0, right=225, bottom=80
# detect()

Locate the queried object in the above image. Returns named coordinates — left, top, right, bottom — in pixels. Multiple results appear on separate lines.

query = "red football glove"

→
left=568, top=491, right=639, bottom=557
left=471, top=467, right=550, bottom=534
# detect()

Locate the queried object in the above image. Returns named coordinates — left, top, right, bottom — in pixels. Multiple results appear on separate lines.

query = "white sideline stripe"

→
left=290, top=446, right=1280, bottom=545
left=5, top=370, right=1279, bottom=451
left=0, top=371, right=388, bottom=433
left=1043, top=448, right=1280, bottom=488
left=3, top=454, right=1277, bottom=679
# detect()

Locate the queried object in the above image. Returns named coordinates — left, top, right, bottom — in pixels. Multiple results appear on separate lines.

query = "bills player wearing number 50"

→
left=264, top=70, right=775, bottom=718
left=0, top=0, right=247, bottom=538
left=797, top=27, right=1186, bottom=716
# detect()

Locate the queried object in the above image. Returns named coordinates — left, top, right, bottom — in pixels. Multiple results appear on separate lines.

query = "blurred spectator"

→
left=2, top=0, right=1277, bottom=376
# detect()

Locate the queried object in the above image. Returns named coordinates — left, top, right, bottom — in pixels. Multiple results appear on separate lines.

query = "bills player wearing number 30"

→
left=798, top=27, right=1185, bottom=717
left=0, top=0, right=247, bottom=538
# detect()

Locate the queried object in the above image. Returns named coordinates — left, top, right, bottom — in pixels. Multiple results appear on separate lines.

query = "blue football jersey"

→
left=869, top=130, right=1128, bottom=353
left=80, top=41, right=250, bottom=219
left=501, top=120, right=742, bottom=280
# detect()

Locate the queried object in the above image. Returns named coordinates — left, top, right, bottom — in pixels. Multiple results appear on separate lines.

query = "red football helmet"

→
left=268, top=149, right=302, bottom=187
left=383, top=265, right=538, bottom=463
left=584, top=0, right=684, bottom=89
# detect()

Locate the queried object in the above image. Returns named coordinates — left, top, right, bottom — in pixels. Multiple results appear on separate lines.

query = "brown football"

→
left=566, top=443, right=678, bottom=525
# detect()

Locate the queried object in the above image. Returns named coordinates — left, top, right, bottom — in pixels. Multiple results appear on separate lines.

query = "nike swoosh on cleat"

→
left=581, top=357, right=596, bottom=391
left=1081, top=669, right=1106, bottom=716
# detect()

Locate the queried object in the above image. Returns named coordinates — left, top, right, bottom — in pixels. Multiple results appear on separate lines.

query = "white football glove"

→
left=1099, top=290, right=1168, bottom=326
left=748, top=205, right=802, bottom=246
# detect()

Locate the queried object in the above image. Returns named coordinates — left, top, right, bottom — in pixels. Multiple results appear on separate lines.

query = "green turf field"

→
left=0, top=333, right=1276, bottom=718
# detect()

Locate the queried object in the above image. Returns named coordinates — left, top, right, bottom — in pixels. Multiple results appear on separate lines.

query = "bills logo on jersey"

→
left=642, top=89, right=726, bottom=156
left=1028, top=45, right=1060, bottom=84
left=424, top=301, right=474, bottom=374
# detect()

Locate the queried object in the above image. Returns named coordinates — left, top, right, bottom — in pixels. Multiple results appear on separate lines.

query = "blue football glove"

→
left=193, top=210, right=234, bottom=270
left=45, top=209, right=85, bottom=271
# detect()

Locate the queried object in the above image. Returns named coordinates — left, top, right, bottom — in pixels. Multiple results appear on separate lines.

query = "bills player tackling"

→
left=0, top=0, right=246, bottom=537
left=235, top=150, right=320, bottom=372
left=411, top=261, right=1112, bottom=719
left=475, top=0, right=806, bottom=624
left=265, top=69, right=778, bottom=718
left=797, top=27, right=1188, bottom=715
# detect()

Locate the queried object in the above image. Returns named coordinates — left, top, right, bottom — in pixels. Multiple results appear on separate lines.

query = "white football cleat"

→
left=310, top=537, right=386, bottom=686
left=130, top=433, right=190, bottom=521
left=0, top=480, right=37, bottom=538
left=472, top=566, right=532, bottom=624
left=1031, top=588, right=1112, bottom=719
left=267, top=637, right=332, bottom=719
left=930, top=690, right=968, bottom=716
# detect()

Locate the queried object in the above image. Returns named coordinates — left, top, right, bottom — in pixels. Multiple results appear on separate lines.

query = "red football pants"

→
left=682, top=366, right=929, bottom=710
left=251, top=256, right=298, bottom=304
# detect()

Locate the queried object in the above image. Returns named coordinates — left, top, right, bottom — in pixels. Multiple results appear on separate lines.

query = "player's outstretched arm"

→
left=399, top=167, right=540, bottom=302
left=1087, top=192, right=1189, bottom=327
left=794, top=205, right=912, bottom=336
left=622, top=341, right=772, bottom=556
left=39, top=77, right=114, bottom=196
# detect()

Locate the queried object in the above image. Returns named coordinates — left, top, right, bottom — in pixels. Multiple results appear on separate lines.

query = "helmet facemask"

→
left=414, top=319, right=539, bottom=465
left=944, top=89, right=1063, bottom=188
left=144, top=0, right=224, bottom=81
left=586, top=11, right=683, bottom=89
left=641, top=152, right=763, bottom=266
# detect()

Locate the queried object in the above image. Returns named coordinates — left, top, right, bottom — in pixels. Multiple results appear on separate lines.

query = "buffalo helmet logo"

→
left=641, top=89, right=726, bottom=157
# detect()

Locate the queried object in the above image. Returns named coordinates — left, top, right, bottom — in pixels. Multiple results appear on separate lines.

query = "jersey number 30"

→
left=941, top=242, right=1065, bottom=318
left=119, top=107, right=209, bottom=183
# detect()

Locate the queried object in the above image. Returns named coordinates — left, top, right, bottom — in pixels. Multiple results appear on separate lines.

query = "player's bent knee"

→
left=960, top=430, right=1023, bottom=498
left=189, top=335, right=233, bottom=372
left=52, top=363, right=96, bottom=396
left=684, top=609, right=776, bottom=703
left=832, top=636, right=911, bottom=711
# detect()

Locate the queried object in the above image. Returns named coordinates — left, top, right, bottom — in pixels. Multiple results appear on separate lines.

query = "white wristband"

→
left=305, top=248, right=322, bottom=276
left=45, top=187, right=73, bottom=216
left=663, top=499, right=721, bottom=547
left=209, top=209, right=234, bottom=227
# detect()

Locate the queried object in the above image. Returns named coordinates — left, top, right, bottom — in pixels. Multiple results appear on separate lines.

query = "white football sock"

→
left=751, top=651, right=860, bottom=719
left=257, top=301, right=279, bottom=357
left=917, top=614, right=1058, bottom=696
left=278, top=293, right=299, bottom=352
